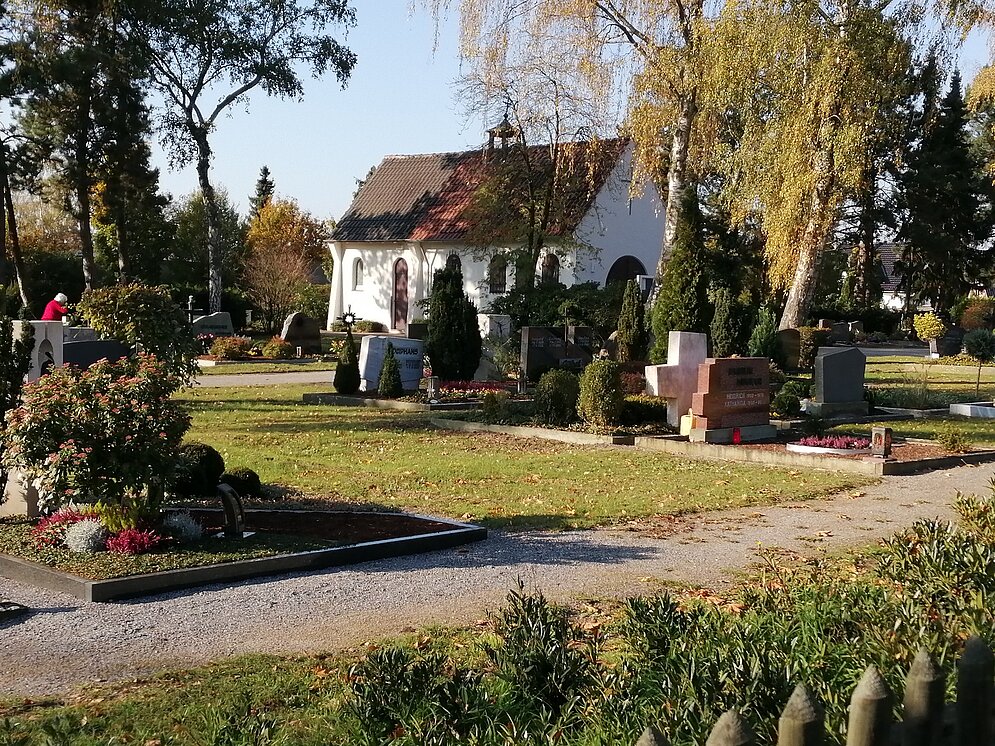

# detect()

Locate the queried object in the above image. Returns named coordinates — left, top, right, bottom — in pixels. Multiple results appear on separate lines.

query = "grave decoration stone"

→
left=191, top=312, right=234, bottom=337
left=871, top=426, right=893, bottom=458
left=688, top=357, right=776, bottom=443
left=645, top=331, right=708, bottom=427
left=520, top=326, right=594, bottom=382
left=281, top=312, right=322, bottom=354
left=63, top=339, right=129, bottom=368
left=776, top=328, right=801, bottom=371
left=13, top=321, right=63, bottom=381
left=359, top=336, right=424, bottom=392
left=217, top=483, right=245, bottom=538
left=809, top=347, right=868, bottom=417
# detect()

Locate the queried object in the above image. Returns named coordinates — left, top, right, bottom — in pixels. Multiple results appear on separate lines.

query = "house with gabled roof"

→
left=326, top=136, right=665, bottom=333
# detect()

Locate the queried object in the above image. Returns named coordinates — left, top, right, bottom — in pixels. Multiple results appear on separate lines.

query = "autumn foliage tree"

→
left=243, top=199, right=328, bottom=332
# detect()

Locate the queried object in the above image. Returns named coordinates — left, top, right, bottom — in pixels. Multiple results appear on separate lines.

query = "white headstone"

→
left=358, top=336, right=425, bottom=392
left=644, top=331, right=708, bottom=427
left=191, top=312, right=234, bottom=337
left=0, top=471, right=38, bottom=518
left=13, top=321, right=64, bottom=381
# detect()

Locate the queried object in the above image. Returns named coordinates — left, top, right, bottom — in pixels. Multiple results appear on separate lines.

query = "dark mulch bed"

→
left=180, top=508, right=462, bottom=543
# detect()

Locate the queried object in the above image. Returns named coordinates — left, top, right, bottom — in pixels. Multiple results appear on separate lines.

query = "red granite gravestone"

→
left=687, top=358, right=776, bottom=442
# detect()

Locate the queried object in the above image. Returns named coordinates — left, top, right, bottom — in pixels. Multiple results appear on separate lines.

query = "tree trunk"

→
left=779, top=182, right=833, bottom=329
left=655, top=95, right=698, bottom=283
left=76, top=77, right=97, bottom=291
left=115, top=198, right=131, bottom=280
left=0, top=147, right=29, bottom=309
left=193, top=128, right=223, bottom=313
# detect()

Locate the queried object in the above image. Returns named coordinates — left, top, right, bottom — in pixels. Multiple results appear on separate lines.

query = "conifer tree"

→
left=333, top=327, right=359, bottom=395
left=377, top=342, right=403, bottom=398
left=425, top=264, right=481, bottom=380
left=897, top=71, right=995, bottom=315
left=710, top=287, right=749, bottom=358
left=650, top=189, right=710, bottom=362
left=250, top=166, right=275, bottom=219
left=0, top=302, right=33, bottom=501
left=616, top=279, right=646, bottom=362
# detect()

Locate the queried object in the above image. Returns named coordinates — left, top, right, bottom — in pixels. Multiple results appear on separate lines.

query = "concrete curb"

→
left=304, top=393, right=481, bottom=411
left=0, top=514, right=486, bottom=603
left=429, top=418, right=636, bottom=446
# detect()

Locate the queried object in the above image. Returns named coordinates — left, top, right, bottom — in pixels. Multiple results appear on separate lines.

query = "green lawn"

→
left=179, top=384, right=873, bottom=530
left=833, top=415, right=995, bottom=446
left=864, top=357, right=995, bottom=399
left=196, top=360, right=337, bottom=376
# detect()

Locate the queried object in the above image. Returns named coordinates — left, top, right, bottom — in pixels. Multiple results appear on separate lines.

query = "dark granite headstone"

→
left=830, top=321, right=851, bottom=343
left=814, top=347, right=865, bottom=403
left=520, top=327, right=565, bottom=381
left=217, top=483, right=245, bottom=538
left=691, top=357, right=770, bottom=429
left=63, top=340, right=129, bottom=368
left=776, top=328, right=801, bottom=370
left=280, top=312, right=322, bottom=354
left=935, top=326, right=965, bottom=357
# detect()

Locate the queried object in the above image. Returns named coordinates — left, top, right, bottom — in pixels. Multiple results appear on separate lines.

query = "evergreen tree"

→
left=650, top=188, right=710, bottom=362
left=615, top=279, right=646, bottom=362
left=425, top=264, right=482, bottom=380
left=377, top=342, right=403, bottom=398
left=250, top=166, right=275, bottom=218
left=747, top=307, right=780, bottom=361
left=897, top=71, right=995, bottom=315
left=333, top=327, right=359, bottom=395
left=710, top=286, right=749, bottom=358
left=0, top=300, right=33, bottom=501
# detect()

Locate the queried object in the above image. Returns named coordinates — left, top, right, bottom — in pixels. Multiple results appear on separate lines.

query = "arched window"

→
left=540, top=254, right=560, bottom=286
left=606, top=255, right=646, bottom=285
left=488, top=255, right=508, bottom=294
left=353, top=258, right=364, bottom=290
left=445, top=253, right=462, bottom=272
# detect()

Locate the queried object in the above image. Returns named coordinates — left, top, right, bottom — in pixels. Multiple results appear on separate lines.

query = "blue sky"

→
left=150, top=2, right=992, bottom=224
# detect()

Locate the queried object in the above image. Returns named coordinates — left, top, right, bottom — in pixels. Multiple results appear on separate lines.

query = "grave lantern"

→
left=426, top=376, right=440, bottom=401
left=871, top=426, right=892, bottom=458
left=517, top=372, right=528, bottom=396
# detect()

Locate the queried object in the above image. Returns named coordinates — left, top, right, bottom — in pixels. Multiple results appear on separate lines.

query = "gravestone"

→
left=13, top=321, right=64, bottom=380
left=849, top=321, right=864, bottom=335
left=63, top=340, right=129, bottom=368
left=0, top=473, right=38, bottom=519
left=645, top=331, right=708, bottom=427
left=191, top=312, right=234, bottom=337
left=217, top=483, right=245, bottom=538
left=776, top=328, right=801, bottom=371
left=830, top=321, right=851, bottom=343
left=809, top=347, right=868, bottom=417
left=358, top=336, right=424, bottom=392
left=689, top=357, right=776, bottom=443
left=933, top=326, right=965, bottom=357
left=281, top=312, right=322, bottom=354
left=63, top=327, right=99, bottom=343
left=520, top=327, right=593, bottom=381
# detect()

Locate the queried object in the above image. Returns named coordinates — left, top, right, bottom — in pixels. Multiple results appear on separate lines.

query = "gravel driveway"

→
left=1, top=462, right=991, bottom=698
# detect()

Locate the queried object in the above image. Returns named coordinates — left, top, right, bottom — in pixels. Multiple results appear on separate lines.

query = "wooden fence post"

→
left=903, top=648, right=945, bottom=746
left=846, top=666, right=892, bottom=746
left=778, top=683, right=824, bottom=746
left=634, top=725, right=668, bottom=745
left=706, top=709, right=754, bottom=746
left=957, top=636, right=994, bottom=746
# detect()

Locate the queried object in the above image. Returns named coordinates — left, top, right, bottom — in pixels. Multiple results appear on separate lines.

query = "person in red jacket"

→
left=40, top=293, right=70, bottom=322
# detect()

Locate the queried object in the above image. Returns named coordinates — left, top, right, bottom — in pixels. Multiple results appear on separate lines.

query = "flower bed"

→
left=786, top=434, right=872, bottom=456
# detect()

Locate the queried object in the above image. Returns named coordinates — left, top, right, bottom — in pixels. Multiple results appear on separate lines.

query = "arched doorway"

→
left=393, top=259, right=409, bottom=333
left=606, top=255, right=646, bottom=285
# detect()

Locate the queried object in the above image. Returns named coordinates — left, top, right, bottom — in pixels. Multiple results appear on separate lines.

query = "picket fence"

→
left=633, top=636, right=993, bottom=746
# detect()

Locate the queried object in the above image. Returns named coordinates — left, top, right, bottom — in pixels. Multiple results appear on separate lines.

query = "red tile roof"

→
left=332, top=139, right=627, bottom=243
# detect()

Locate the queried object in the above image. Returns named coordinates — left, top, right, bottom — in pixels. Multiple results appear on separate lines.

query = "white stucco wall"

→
left=573, top=142, right=665, bottom=285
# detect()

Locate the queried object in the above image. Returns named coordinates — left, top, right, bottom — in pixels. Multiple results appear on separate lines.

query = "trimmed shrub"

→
left=619, top=395, right=668, bottom=426
left=748, top=307, right=780, bottom=361
left=481, top=390, right=511, bottom=422
left=797, top=327, right=831, bottom=369
left=913, top=312, right=946, bottom=342
left=578, top=360, right=624, bottom=427
left=210, top=336, right=253, bottom=360
left=534, top=369, right=580, bottom=426
left=354, top=320, right=388, bottom=333
left=616, top=279, right=646, bottom=362
left=220, top=468, right=263, bottom=498
left=261, top=336, right=294, bottom=359
left=964, top=328, right=995, bottom=396
left=333, top=328, right=361, bottom=395
left=771, top=390, right=801, bottom=417
left=938, top=426, right=972, bottom=454
left=64, top=518, right=108, bottom=554
left=161, top=512, right=203, bottom=543
left=377, top=343, right=403, bottom=399
left=174, top=442, right=226, bottom=497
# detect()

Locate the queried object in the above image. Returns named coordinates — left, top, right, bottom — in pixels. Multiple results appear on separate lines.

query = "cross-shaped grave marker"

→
left=644, top=331, right=708, bottom=427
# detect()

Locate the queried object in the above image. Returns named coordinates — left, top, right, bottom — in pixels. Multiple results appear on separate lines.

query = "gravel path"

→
left=1, top=462, right=991, bottom=698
